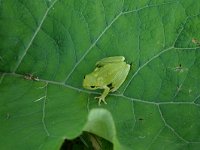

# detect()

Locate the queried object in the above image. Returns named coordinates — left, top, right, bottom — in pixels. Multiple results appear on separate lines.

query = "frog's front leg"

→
left=95, top=86, right=110, bottom=105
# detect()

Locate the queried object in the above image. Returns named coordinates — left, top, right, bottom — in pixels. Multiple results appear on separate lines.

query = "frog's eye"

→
left=90, top=86, right=95, bottom=88
left=84, top=75, right=86, bottom=79
left=96, top=64, right=103, bottom=68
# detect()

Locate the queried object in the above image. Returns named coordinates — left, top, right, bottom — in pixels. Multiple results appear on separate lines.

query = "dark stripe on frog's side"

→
left=107, top=83, right=114, bottom=90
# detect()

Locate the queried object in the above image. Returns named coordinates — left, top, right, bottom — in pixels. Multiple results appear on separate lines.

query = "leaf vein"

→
left=158, top=105, right=188, bottom=143
left=146, top=127, right=165, bottom=150
left=123, top=47, right=173, bottom=93
left=41, top=83, right=50, bottom=136
left=2, top=72, right=200, bottom=107
left=64, top=12, right=122, bottom=83
left=122, top=1, right=177, bottom=15
left=13, top=0, right=59, bottom=72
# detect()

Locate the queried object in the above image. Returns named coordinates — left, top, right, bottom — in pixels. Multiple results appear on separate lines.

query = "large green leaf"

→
left=1, top=0, right=200, bottom=149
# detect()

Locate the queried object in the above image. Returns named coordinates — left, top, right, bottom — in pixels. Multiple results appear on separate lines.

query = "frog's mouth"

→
left=83, top=84, right=98, bottom=90
left=84, top=85, right=98, bottom=90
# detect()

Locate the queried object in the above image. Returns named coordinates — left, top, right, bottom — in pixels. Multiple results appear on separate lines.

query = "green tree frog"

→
left=83, top=56, right=130, bottom=105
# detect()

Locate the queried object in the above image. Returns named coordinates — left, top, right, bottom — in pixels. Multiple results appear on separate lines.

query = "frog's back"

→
left=109, top=63, right=130, bottom=92
left=96, top=62, right=130, bottom=92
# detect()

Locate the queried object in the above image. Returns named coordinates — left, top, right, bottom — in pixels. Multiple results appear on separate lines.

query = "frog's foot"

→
left=95, top=96, right=107, bottom=105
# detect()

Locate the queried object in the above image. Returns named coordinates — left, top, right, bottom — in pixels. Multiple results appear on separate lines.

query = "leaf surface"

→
left=0, top=0, right=200, bottom=149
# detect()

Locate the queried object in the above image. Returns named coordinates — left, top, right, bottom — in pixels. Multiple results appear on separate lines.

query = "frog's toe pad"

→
left=95, top=96, right=107, bottom=105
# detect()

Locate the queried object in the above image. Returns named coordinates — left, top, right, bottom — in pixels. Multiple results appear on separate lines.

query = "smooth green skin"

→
left=83, top=56, right=130, bottom=105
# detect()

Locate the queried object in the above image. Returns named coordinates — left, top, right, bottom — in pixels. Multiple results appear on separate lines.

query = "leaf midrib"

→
left=1, top=72, right=199, bottom=107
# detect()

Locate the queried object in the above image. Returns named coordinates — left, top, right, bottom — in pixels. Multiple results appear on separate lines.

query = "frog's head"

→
left=83, top=74, right=100, bottom=90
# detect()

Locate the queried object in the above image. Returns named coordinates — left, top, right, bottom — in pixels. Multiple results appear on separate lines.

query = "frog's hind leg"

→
left=110, top=64, right=130, bottom=92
